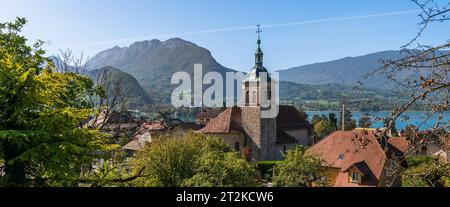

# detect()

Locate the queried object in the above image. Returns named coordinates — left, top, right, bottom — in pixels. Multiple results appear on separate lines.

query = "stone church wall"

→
left=241, top=107, right=262, bottom=161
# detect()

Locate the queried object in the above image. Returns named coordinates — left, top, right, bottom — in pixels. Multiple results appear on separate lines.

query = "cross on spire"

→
left=256, top=24, right=262, bottom=45
left=255, top=24, right=263, bottom=66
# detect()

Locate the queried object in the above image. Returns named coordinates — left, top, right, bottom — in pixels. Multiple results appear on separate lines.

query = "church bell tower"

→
left=241, top=25, right=277, bottom=161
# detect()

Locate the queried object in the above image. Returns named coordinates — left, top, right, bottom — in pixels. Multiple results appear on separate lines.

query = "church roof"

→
left=243, top=66, right=272, bottom=82
left=277, top=106, right=312, bottom=130
left=199, top=107, right=242, bottom=133
left=276, top=128, right=298, bottom=144
left=198, top=106, right=311, bottom=142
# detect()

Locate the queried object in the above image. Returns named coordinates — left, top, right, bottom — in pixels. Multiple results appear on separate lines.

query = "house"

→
left=121, top=120, right=202, bottom=155
left=404, top=130, right=449, bottom=163
left=388, top=137, right=410, bottom=154
left=121, top=120, right=168, bottom=155
left=168, top=122, right=203, bottom=137
left=195, top=108, right=225, bottom=125
left=306, top=129, right=407, bottom=187
left=122, top=138, right=150, bottom=156
left=425, top=135, right=450, bottom=163
left=197, top=32, right=313, bottom=161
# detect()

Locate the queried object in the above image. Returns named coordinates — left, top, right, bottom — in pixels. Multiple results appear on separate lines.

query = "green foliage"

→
left=272, top=146, right=327, bottom=187
left=338, top=109, right=357, bottom=131
left=257, top=161, right=280, bottom=180
left=314, top=120, right=333, bottom=138
left=127, top=133, right=256, bottom=187
left=0, top=18, right=115, bottom=186
left=312, top=113, right=337, bottom=139
left=402, top=156, right=450, bottom=187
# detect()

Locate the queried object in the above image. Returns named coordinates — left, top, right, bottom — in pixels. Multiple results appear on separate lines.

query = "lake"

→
left=306, top=111, right=450, bottom=131
left=175, top=110, right=449, bottom=131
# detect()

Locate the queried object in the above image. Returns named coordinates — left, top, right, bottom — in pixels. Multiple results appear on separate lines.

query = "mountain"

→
left=86, top=38, right=236, bottom=102
left=277, top=50, right=416, bottom=89
left=87, top=66, right=153, bottom=108
left=83, top=39, right=425, bottom=109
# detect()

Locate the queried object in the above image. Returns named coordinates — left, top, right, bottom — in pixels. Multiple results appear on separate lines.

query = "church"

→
left=197, top=27, right=313, bottom=161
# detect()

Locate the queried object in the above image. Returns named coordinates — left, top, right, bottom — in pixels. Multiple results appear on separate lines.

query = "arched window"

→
left=245, top=91, right=250, bottom=106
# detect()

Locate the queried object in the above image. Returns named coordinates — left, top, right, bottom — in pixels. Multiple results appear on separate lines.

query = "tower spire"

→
left=255, top=24, right=263, bottom=67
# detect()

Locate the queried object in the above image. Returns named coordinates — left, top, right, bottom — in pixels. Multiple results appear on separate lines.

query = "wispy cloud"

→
left=79, top=10, right=420, bottom=48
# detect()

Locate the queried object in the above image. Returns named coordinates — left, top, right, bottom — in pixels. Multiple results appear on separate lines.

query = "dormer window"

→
left=345, top=161, right=370, bottom=185
left=350, top=171, right=360, bottom=183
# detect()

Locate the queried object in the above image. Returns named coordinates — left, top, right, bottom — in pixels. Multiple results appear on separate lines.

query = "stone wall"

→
left=204, top=132, right=246, bottom=152
left=241, top=107, right=262, bottom=161
left=260, top=117, right=277, bottom=160
left=241, top=107, right=277, bottom=161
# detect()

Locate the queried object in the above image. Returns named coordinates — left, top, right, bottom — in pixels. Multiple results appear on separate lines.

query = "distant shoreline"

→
left=305, top=110, right=450, bottom=113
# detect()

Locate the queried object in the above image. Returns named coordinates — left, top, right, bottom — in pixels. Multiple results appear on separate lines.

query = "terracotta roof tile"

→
left=388, top=137, right=410, bottom=153
left=199, top=107, right=242, bottom=133
left=306, top=129, right=387, bottom=186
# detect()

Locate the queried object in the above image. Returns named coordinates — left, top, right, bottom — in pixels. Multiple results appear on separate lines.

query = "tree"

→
left=314, top=119, right=333, bottom=139
left=311, top=115, right=322, bottom=126
left=338, top=109, right=357, bottom=131
left=272, top=146, right=327, bottom=187
left=0, top=18, right=115, bottom=186
left=358, top=113, right=373, bottom=128
left=328, top=113, right=338, bottom=130
left=363, top=0, right=449, bottom=186
left=313, top=113, right=338, bottom=139
left=125, top=133, right=256, bottom=187
left=402, top=156, right=450, bottom=187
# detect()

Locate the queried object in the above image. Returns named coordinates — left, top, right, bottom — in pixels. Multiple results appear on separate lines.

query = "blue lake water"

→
left=306, top=111, right=449, bottom=131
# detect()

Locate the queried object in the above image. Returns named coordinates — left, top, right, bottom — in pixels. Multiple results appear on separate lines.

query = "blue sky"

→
left=1, top=0, right=449, bottom=71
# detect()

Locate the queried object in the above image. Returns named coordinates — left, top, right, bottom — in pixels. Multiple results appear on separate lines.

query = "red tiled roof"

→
left=200, top=105, right=311, bottom=136
left=141, top=121, right=167, bottom=131
left=199, top=107, right=242, bottom=133
left=131, top=121, right=168, bottom=140
left=306, top=130, right=387, bottom=187
left=388, top=137, right=410, bottom=153
left=277, top=106, right=311, bottom=129
left=196, top=108, right=225, bottom=119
